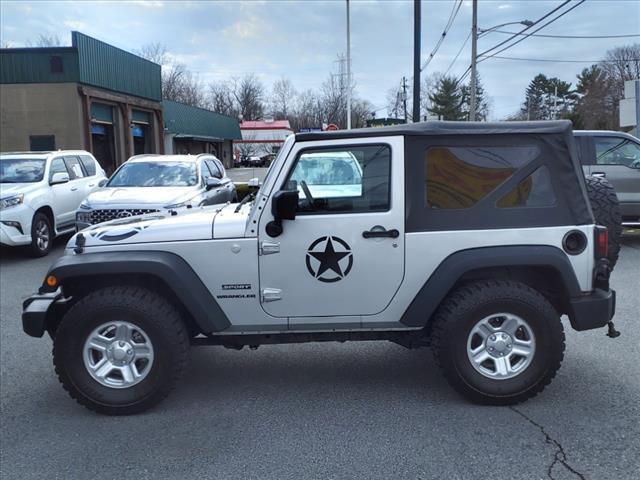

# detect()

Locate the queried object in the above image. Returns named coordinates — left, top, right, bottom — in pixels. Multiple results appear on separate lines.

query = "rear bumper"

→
left=568, top=288, right=616, bottom=331
left=22, top=290, right=63, bottom=337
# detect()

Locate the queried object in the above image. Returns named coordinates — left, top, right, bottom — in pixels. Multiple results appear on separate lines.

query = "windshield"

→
left=0, top=159, right=46, bottom=183
left=108, top=162, right=198, bottom=187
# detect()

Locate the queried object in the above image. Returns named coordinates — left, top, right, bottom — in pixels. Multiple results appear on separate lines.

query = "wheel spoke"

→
left=494, top=356, right=511, bottom=377
left=115, top=323, right=130, bottom=341
left=94, top=360, right=113, bottom=379
left=88, top=335, right=110, bottom=352
left=471, top=346, right=490, bottom=365
left=119, top=365, right=137, bottom=384
left=133, top=344, right=152, bottom=359
left=476, top=323, right=494, bottom=339
left=511, top=339, right=533, bottom=358
left=502, top=316, right=520, bottom=336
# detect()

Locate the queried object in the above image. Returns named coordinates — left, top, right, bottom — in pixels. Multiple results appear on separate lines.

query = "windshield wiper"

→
left=234, top=192, right=256, bottom=213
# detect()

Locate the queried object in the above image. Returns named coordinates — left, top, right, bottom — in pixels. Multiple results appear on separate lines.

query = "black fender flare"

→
left=44, top=251, right=230, bottom=333
left=400, top=245, right=581, bottom=327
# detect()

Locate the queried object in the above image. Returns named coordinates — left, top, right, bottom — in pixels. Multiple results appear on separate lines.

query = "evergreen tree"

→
left=461, top=73, right=490, bottom=121
left=428, top=76, right=466, bottom=120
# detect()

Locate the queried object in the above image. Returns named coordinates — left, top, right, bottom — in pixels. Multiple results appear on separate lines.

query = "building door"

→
left=91, top=123, right=116, bottom=176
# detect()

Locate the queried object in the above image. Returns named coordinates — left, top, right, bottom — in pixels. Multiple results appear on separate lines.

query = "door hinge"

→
left=259, top=241, right=280, bottom=255
left=261, top=288, right=282, bottom=302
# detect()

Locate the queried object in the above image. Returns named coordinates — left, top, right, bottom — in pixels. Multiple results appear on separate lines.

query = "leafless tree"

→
left=599, top=43, right=640, bottom=126
left=270, top=77, right=296, bottom=118
left=134, top=43, right=168, bottom=65
left=27, top=34, right=63, bottom=47
left=235, top=131, right=259, bottom=159
left=232, top=74, right=265, bottom=121
left=209, top=81, right=237, bottom=117
left=290, top=89, right=324, bottom=131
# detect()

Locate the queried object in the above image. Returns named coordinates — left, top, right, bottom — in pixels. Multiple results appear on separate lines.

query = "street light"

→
left=478, top=20, right=534, bottom=38
left=469, top=0, right=534, bottom=121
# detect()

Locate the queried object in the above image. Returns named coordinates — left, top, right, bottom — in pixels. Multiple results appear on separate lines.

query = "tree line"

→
left=141, top=42, right=638, bottom=132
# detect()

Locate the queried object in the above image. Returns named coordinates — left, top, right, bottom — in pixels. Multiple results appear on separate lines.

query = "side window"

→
left=206, top=160, right=223, bottom=179
left=284, top=145, right=391, bottom=214
left=595, top=137, right=640, bottom=168
left=213, top=159, right=225, bottom=178
left=200, top=161, right=212, bottom=182
left=49, top=158, right=68, bottom=181
left=425, top=145, right=539, bottom=209
left=79, top=155, right=97, bottom=176
left=63, top=156, right=85, bottom=180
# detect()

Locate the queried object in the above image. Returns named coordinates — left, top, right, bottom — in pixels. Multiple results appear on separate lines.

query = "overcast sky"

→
left=1, top=0, right=638, bottom=120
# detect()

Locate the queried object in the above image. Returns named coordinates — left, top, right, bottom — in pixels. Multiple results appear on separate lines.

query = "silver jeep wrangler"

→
left=22, top=120, right=617, bottom=415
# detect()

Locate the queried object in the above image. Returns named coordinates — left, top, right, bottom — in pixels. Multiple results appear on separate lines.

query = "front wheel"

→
left=29, top=212, right=52, bottom=257
left=430, top=280, right=565, bottom=405
left=53, top=286, right=189, bottom=415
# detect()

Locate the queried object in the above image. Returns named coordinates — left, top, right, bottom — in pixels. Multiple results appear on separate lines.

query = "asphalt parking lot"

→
left=1, top=233, right=638, bottom=480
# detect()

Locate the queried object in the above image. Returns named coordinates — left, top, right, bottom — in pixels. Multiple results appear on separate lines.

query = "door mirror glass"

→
left=50, top=172, right=70, bottom=185
left=206, top=177, right=222, bottom=190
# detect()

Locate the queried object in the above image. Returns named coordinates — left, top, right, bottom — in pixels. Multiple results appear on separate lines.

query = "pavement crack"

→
left=510, top=406, right=587, bottom=480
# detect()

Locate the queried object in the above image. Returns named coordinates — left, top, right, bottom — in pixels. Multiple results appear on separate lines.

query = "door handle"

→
left=70, top=187, right=78, bottom=191
left=88, top=183, right=95, bottom=187
left=362, top=227, right=399, bottom=239
left=592, top=172, right=606, bottom=178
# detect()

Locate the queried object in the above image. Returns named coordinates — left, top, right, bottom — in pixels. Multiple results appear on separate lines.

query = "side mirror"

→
left=266, top=190, right=299, bottom=237
left=247, top=177, right=261, bottom=188
left=50, top=172, right=70, bottom=185
left=206, top=177, right=223, bottom=190
left=98, top=178, right=108, bottom=188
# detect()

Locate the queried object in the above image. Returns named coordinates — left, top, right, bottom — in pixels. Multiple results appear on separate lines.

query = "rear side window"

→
left=284, top=144, right=391, bottom=214
left=496, top=166, right=556, bottom=208
left=63, top=156, right=85, bottom=180
left=79, top=155, right=97, bottom=176
left=425, top=145, right=540, bottom=209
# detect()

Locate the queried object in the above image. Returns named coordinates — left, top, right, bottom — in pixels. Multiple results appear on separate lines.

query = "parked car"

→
left=75, top=154, right=236, bottom=230
left=574, top=130, right=640, bottom=227
left=0, top=150, right=106, bottom=256
left=23, top=120, right=618, bottom=414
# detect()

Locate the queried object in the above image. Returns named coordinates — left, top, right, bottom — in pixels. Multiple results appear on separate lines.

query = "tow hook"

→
left=606, top=321, right=621, bottom=338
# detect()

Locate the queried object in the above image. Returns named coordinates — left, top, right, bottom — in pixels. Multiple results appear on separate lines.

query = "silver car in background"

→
left=76, top=154, right=236, bottom=230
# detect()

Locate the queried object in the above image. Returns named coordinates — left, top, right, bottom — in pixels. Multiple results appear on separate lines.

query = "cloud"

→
left=129, top=0, right=164, bottom=8
left=63, top=20, right=87, bottom=30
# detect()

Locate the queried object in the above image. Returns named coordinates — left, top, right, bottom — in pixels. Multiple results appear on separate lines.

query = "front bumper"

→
left=568, top=288, right=616, bottom=331
left=0, top=204, right=34, bottom=246
left=22, top=290, right=64, bottom=337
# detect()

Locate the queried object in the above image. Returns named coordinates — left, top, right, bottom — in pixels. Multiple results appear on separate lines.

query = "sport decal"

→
left=306, top=236, right=353, bottom=283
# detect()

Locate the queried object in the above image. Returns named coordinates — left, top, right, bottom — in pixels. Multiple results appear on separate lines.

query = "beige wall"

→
left=0, top=83, right=84, bottom=152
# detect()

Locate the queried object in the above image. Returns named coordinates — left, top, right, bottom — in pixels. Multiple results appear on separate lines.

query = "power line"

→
left=478, top=0, right=586, bottom=64
left=443, top=31, right=471, bottom=77
left=490, top=55, right=640, bottom=63
left=483, top=30, right=640, bottom=39
left=421, top=0, right=463, bottom=71
left=477, top=0, right=571, bottom=58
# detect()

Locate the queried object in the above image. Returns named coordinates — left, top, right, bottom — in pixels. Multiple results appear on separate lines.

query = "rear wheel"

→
left=585, top=176, right=622, bottom=271
left=53, top=286, right=189, bottom=415
left=431, top=280, right=565, bottom=405
left=29, top=212, right=52, bottom=257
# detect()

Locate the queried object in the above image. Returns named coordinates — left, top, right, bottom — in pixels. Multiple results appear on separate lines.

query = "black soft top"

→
left=298, top=120, right=593, bottom=230
left=295, top=120, right=573, bottom=142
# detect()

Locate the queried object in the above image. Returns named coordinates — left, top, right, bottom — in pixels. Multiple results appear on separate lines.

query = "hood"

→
left=85, top=186, right=199, bottom=207
left=0, top=183, right=41, bottom=197
left=68, top=202, right=251, bottom=249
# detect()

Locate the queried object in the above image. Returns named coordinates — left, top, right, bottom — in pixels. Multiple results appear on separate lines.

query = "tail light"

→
left=595, top=226, right=608, bottom=259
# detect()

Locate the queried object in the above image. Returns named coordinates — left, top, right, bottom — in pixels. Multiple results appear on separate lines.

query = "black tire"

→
left=430, top=280, right=565, bottom=405
left=585, top=176, right=622, bottom=271
left=53, top=286, right=189, bottom=415
left=29, top=212, right=52, bottom=257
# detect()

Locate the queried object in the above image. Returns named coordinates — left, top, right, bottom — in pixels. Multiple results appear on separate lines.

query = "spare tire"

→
left=585, top=176, right=622, bottom=271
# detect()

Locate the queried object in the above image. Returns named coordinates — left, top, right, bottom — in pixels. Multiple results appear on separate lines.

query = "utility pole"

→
left=402, top=76, right=408, bottom=123
left=412, top=0, right=421, bottom=123
left=346, top=0, right=352, bottom=130
left=553, top=84, right=558, bottom=120
left=469, top=0, right=478, bottom=121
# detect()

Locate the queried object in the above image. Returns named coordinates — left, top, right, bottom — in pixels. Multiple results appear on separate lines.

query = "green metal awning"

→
left=163, top=100, right=241, bottom=141
left=173, top=134, right=223, bottom=142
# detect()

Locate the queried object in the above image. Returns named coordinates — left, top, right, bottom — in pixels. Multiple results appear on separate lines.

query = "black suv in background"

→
left=574, top=130, right=640, bottom=227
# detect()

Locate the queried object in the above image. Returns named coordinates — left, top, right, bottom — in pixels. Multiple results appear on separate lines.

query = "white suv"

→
left=0, top=150, right=106, bottom=256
